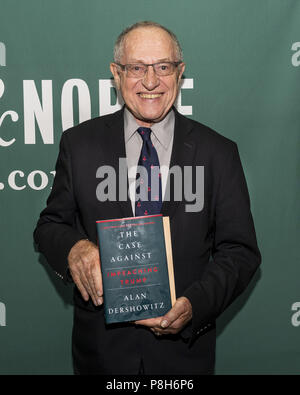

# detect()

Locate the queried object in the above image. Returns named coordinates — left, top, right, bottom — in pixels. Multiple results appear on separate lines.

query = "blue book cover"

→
left=96, top=214, right=176, bottom=324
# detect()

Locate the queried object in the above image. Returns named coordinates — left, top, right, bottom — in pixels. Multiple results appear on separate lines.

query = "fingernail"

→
left=97, top=298, right=103, bottom=305
left=97, top=291, right=102, bottom=297
left=161, top=320, right=168, bottom=328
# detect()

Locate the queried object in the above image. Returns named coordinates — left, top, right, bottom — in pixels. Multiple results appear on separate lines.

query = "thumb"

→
left=159, top=300, right=180, bottom=328
left=160, top=297, right=189, bottom=328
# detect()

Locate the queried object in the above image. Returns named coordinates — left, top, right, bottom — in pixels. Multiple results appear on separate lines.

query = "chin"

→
left=138, top=109, right=167, bottom=123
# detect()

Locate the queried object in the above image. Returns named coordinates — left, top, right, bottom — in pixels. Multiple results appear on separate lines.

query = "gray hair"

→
left=113, top=21, right=183, bottom=63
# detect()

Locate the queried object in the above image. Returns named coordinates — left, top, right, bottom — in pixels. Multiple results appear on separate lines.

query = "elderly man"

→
left=34, top=21, right=261, bottom=375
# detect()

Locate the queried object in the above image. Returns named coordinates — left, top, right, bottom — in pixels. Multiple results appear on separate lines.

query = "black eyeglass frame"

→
left=114, top=61, right=183, bottom=77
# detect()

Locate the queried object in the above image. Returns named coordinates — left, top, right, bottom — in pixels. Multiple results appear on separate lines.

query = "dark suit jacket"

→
left=34, top=107, right=261, bottom=374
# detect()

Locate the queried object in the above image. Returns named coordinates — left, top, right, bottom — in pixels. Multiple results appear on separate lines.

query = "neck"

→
left=135, top=119, right=154, bottom=128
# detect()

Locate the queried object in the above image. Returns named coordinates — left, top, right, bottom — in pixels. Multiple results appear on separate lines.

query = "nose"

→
left=141, top=65, right=160, bottom=91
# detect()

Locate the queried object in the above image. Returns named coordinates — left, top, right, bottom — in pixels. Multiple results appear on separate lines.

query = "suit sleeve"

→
left=182, top=142, right=261, bottom=343
left=33, top=132, right=87, bottom=282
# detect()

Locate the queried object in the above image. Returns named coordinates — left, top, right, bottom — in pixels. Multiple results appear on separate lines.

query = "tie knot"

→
left=137, top=127, right=152, bottom=141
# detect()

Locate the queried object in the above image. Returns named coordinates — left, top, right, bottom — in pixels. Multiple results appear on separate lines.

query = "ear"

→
left=110, top=63, right=121, bottom=90
left=177, top=62, right=185, bottom=84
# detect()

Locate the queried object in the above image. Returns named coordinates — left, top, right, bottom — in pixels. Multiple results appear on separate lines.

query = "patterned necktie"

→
left=135, top=127, right=162, bottom=216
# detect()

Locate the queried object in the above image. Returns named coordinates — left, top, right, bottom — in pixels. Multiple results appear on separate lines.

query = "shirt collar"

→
left=124, top=107, right=174, bottom=150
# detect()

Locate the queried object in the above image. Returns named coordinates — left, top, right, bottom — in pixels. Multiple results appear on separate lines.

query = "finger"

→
left=169, top=316, right=188, bottom=331
left=83, top=251, right=103, bottom=305
left=91, top=261, right=103, bottom=301
left=73, top=275, right=89, bottom=302
left=80, top=271, right=98, bottom=305
left=160, top=298, right=187, bottom=328
left=88, top=279, right=102, bottom=306
left=85, top=271, right=100, bottom=305
left=68, top=241, right=101, bottom=305
left=153, top=331, right=162, bottom=337
left=134, top=317, right=162, bottom=327
left=152, top=328, right=163, bottom=334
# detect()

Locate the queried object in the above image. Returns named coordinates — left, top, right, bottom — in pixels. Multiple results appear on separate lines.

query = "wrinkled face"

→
left=110, top=27, right=185, bottom=127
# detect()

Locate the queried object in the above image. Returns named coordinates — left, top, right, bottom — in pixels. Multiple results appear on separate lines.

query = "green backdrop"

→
left=0, top=0, right=299, bottom=375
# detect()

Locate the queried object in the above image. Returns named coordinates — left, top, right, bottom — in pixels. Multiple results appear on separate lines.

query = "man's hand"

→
left=68, top=239, right=103, bottom=306
left=134, top=296, right=192, bottom=336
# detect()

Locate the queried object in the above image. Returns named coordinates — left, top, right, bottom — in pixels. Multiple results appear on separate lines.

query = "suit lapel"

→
left=102, top=108, right=134, bottom=218
left=161, top=108, right=196, bottom=219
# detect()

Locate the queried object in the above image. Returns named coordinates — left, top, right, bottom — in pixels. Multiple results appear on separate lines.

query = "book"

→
left=96, top=214, right=176, bottom=324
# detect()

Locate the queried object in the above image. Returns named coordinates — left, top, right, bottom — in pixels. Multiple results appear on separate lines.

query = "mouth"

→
left=138, top=93, right=163, bottom=99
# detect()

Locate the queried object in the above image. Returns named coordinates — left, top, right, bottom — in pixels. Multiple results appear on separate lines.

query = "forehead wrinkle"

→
left=121, top=27, right=176, bottom=62
left=125, top=58, right=173, bottom=64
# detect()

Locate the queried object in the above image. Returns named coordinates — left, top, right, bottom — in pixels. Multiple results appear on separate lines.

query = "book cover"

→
left=96, top=214, right=176, bottom=324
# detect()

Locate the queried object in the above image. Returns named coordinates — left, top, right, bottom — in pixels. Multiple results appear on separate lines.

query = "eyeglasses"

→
left=115, top=61, right=182, bottom=78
